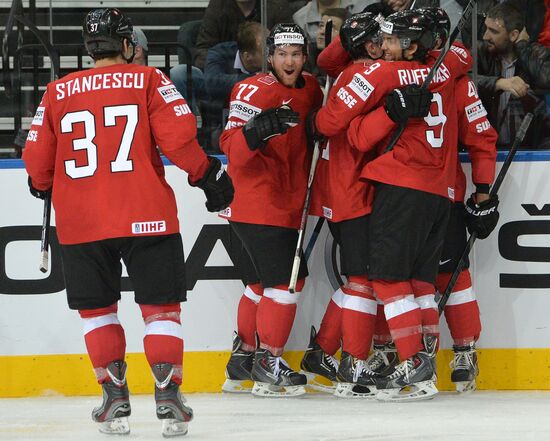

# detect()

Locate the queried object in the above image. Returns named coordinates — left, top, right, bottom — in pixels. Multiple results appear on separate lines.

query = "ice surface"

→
left=1, top=391, right=550, bottom=441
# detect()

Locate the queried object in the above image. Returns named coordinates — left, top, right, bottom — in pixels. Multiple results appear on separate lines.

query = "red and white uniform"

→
left=342, top=46, right=473, bottom=200
left=24, top=64, right=209, bottom=245
left=310, top=58, right=379, bottom=223
left=219, top=72, right=323, bottom=228
left=317, top=35, right=352, bottom=79
left=454, top=76, right=497, bottom=201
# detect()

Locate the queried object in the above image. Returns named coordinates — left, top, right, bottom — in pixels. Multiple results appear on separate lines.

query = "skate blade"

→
left=162, top=419, right=188, bottom=437
left=455, top=379, right=476, bottom=393
left=334, top=382, right=377, bottom=399
left=301, top=371, right=336, bottom=393
left=376, top=380, right=438, bottom=402
left=97, top=417, right=130, bottom=435
left=221, top=379, right=253, bottom=394
left=251, top=382, right=306, bottom=397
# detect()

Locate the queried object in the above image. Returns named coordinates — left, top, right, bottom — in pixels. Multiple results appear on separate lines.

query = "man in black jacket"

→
left=477, top=2, right=550, bottom=148
left=194, top=0, right=292, bottom=69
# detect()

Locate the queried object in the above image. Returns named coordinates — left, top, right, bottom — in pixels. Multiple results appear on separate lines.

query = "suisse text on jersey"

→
left=55, top=72, right=145, bottom=100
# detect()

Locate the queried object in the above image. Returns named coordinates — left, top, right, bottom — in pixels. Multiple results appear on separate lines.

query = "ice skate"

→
left=153, top=363, right=193, bottom=437
left=451, top=342, right=479, bottom=393
left=334, top=352, right=378, bottom=398
left=92, top=360, right=131, bottom=435
left=376, top=335, right=438, bottom=402
left=251, top=348, right=307, bottom=397
left=222, top=332, right=254, bottom=393
left=366, top=342, right=399, bottom=376
left=300, top=326, right=339, bottom=393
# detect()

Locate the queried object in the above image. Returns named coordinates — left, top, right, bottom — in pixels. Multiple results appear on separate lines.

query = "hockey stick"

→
left=437, top=112, right=533, bottom=314
left=39, top=191, right=52, bottom=273
left=383, top=0, right=476, bottom=153
left=289, top=20, right=333, bottom=292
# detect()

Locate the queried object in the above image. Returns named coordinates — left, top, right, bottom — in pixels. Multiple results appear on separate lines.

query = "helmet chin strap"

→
left=122, top=39, right=136, bottom=63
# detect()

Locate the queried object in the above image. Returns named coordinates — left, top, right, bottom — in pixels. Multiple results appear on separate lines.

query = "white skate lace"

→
left=366, top=349, right=387, bottom=371
left=352, top=359, right=373, bottom=383
left=324, top=353, right=339, bottom=372
left=386, top=358, right=412, bottom=383
left=274, top=356, right=296, bottom=377
left=450, top=350, right=475, bottom=372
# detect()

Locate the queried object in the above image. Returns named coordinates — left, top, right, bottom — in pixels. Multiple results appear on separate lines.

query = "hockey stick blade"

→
left=437, top=113, right=533, bottom=314
left=384, top=0, right=477, bottom=153
left=39, top=192, right=52, bottom=273
left=289, top=21, right=333, bottom=292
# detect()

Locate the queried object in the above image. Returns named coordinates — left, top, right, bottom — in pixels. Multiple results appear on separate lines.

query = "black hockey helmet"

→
left=83, top=8, right=134, bottom=60
left=340, top=12, right=383, bottom=60
left=380, top=9, right=436, bottom=59
left=419, top=7, right=451, bottom=46
left=267, top=23, right=308, bottom=55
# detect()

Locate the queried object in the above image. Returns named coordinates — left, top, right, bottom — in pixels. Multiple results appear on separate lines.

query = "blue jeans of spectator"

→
left=170, top=65, right=208, bottom=114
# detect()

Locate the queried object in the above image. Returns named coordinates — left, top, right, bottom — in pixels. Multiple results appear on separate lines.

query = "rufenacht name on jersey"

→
left=132, top=221, right=167, bottom=234
left=55, top=72, right=145, bottom=100
left=397, top=63, right=450, bottom=86
left=465, top=100, right=488, bottom=122
left=158, top=84, right=184, bottom=103
left=228, top=100, right=262, bottom=122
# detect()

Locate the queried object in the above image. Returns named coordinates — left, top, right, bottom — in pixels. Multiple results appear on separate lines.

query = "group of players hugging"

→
left=22, top=4, right=499, bottom=438
left=220, top=8, right=498, bottom=404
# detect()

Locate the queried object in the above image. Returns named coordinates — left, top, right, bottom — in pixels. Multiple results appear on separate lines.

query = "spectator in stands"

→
left=132, top=27, right=148, bottom=66
left=204, top=21, right=266, bottom=104
left=316, top=8, right=347, bottom=51
left=477, top=2, right=550, bottom=148
left=194, top=0, right=293, bottom=69
left=293, top=0, right=374, bottom=42
left=305, top=8, right=348, bottom=77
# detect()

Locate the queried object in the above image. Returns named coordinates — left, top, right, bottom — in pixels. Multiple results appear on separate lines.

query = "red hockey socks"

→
left=237, top=283, right=263, bottom=352
left=79, top=303, right=126, bottom=383
left=340, top=275, right=377, bottom=360
left=256, top=279, right=304, bottom=356
left=372, top=279, right=423, bottom=360
left=411, top=279, right=440, bottom=343
left=316, top=288, right=344, bottom=356
left=140, top=303, right=183, bottom=384
left=374, top=300, right=392, bottom=345
left=436, top=270, right=481, bottom=345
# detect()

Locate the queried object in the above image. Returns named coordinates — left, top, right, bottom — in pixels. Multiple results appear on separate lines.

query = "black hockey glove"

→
left=465, top=193, right=500, bottom=240
left=385, top=84, right=433, bottom=124
left=242, top=106, right=300, bottom=151
left=28, top=176, right=50, bottom=200
left=190, top=157, right=234, bottom=212
left=305, top=109, right=325, bottom=150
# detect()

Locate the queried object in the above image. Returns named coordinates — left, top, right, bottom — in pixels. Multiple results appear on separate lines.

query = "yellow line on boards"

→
left=1, top=349, right=550, bottom=397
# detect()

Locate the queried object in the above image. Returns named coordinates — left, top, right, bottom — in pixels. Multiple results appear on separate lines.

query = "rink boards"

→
left=1, top=152, right=550, bottom=397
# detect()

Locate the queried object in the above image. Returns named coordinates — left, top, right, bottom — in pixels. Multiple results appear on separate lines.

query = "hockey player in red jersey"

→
left=219, top=23, right=323, bottom=397
left=336, top=9, right=473, bottom=401
left=23, top=8, right=233, bottom=436
left=421, top=7, right=498, bottom=393
left=298, top=12, right=385, bottom=398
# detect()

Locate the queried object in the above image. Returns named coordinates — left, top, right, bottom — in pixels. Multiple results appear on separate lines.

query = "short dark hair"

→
left=486, top=2, right=525, bottom=33
left=321, top=8, right=350, bottom=23
left=237, top=21, right=264, bottom=53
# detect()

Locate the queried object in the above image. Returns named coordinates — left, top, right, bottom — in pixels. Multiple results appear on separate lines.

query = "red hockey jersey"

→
left=340, top=46, right=473, bottom=200
left=219, top=73, right=323, bottom=228
left=23, top=64, right=209, bottom=245
left=310, top=59, right=378, bottom=222
left=454, top=76, right=497, bottom=201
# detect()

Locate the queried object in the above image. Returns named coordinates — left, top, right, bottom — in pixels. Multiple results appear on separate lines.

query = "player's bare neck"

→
left=95, top=56, right=126, bottom=68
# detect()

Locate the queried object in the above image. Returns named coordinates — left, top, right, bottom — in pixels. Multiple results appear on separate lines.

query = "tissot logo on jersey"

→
left=465, top=100, right=487, bottom=122
left=348, top=73, right=374, bottom=102
left=55, top=72, right=144, bottom=100
left=229, top=100, right=261, bottom=121
left=32, top=107, right=45, bottom=126
left=157, top=85, right=184, bottom=104
left=132, top=221, right=167, bottom=234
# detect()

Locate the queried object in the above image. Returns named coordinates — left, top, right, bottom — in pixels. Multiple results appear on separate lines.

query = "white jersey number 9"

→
left=424, top=92, right=447, bottom=149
